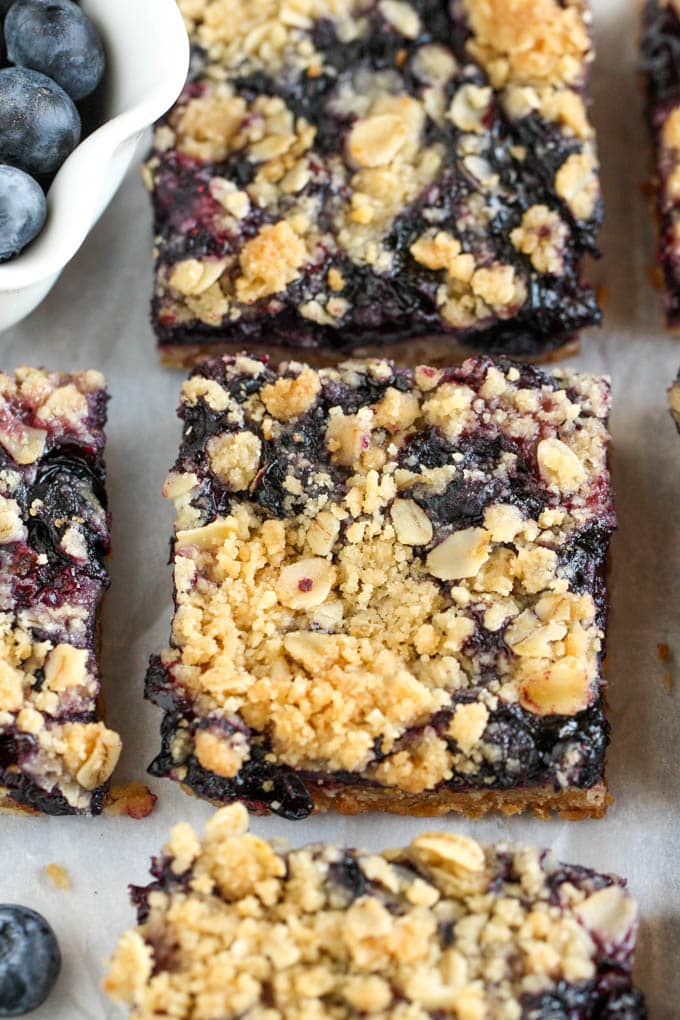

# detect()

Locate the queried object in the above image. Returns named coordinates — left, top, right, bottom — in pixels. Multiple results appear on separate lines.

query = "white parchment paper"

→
left=1, top=1, right=678, bottom=1015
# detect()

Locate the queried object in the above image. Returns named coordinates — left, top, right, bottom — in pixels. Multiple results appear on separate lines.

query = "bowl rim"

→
left=0, top=0, right=189, bottom=292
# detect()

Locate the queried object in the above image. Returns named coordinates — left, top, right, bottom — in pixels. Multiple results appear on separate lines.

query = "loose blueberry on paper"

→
left=0, top=0, right=106, bottom=261
left=0, top=905, right=61, bottom=1016
left=6, top=0, right=105, bottom=101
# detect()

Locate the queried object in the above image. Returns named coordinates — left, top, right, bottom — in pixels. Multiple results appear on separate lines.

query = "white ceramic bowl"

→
left=0, top=0, right=189, bottom=331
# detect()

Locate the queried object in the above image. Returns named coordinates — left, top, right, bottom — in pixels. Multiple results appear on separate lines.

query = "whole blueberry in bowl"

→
left=0, top=165, right=47, bottom=261
left=0, top=0, right=189, bottom=331
left=0, top=905, right=61, bottom=1016
left=0, top=67, right=81, bottom=174
left=6, top=0, right=106, bottom=102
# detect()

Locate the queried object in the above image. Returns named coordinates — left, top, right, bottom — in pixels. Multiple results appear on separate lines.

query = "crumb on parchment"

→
left=46, top=864, right=70, bottom=891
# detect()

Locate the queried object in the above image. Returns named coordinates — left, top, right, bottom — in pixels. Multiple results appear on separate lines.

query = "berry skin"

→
left=0, top=905, right=61, bottom=1016
left=0, top=2, right=10, bottom=66
left=0, top=165, right=46, bottom=261
left=5, top=0, right=105, bottom=101
left=0, top=67, right=81, bottom=174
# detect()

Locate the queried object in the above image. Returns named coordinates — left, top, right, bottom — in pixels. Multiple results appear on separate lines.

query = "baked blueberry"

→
left=6, top=0, right=105, bottom=102
left=0, top=66, right=80, bottom=174
left=0, top=164, right=46, bottom=261
left=0, top=905, right=60, bottom=1017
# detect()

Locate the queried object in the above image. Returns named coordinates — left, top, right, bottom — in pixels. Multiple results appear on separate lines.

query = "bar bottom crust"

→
left=159, top=336, right=581, bottom=371
left=179, top=779, right=609, bottom=822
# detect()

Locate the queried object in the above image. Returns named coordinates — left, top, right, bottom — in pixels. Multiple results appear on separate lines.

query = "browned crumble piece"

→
left=145, top=354, right=615, bottom=821
left=145, top=0, right=602, bottom=366
left=105, top=804, right=647, bottom=1019
left=104, top=782, right=158, bottom=820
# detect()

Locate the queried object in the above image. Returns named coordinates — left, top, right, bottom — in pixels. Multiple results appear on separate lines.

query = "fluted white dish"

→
left=0, top=0, right=189, bottom=331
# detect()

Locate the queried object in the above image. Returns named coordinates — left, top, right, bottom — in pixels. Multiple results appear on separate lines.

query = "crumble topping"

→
left=462, top=0, right=591, bottom=89
left=0, top=368, right=122, bottom=815
left=410, top=232, right=529, bottom=328
left=105, top=804, right=645, bottom=1019
left=554, top=151, right=599, bottom=221
left=146, top=355, right=615, bottom=817
left=147, top=0, right=601, bottom=360
left=510, top=205, right=569, bottom=276
left=235, top=222, right=309, bottom=303
left=177, top=0, right=361, bottom=76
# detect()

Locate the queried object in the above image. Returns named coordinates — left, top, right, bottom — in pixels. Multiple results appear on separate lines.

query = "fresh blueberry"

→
left=0, top=67, right=80, bottom=174
left=0, top=905, right=61, bottom=1016
left=5, top=0, right=104, bottom=101
left=0, top=165, right=46, bottom=261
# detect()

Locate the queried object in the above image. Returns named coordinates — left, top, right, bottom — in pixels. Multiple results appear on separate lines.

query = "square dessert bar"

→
left=106, top=804, right=647, bottom=1018
left=643, top=0, right=680, bottom=325
left=146, top=354, right=615, bottom=820
left=144, top=0, right=602, bottom=366
left=0, top=368, right=121, bottom=816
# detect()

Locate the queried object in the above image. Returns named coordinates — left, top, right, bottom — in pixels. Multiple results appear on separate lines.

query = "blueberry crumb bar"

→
left=144, top=0, right=602, bottom=367
left=0, top=368, right=121, bottom=816
left=105, top=804, right=646, bottom=1018
left=642, top=0, right=680, bottom=325
left=146, top=354, right=615, bottom=821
